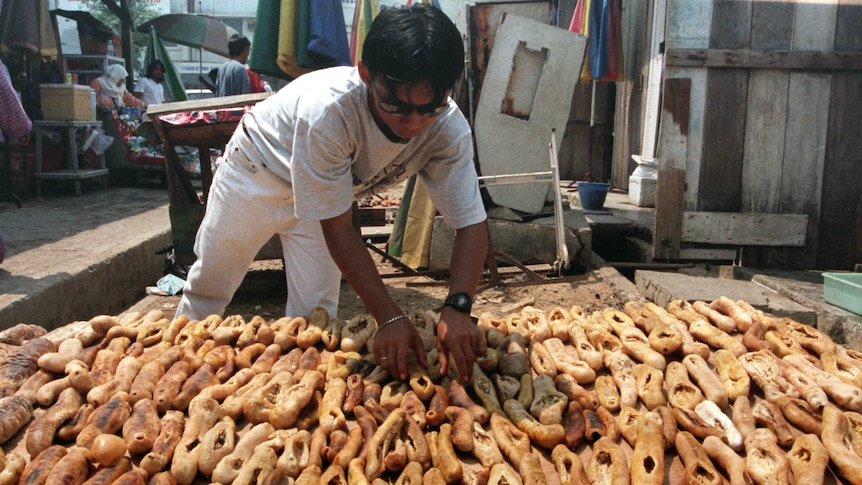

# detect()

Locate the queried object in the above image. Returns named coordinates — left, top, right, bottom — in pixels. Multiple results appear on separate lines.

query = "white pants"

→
left=175, top=140, right=342, bottom=321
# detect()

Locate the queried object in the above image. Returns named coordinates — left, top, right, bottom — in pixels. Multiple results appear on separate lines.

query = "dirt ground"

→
left=129, top=244, right=638, bottom=323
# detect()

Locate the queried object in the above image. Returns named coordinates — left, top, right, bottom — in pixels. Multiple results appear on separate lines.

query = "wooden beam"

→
left=681, top=212, right=808, bottom=246
left=653, top=78, right=691, bottom=261
left=147, top=93, right=272, bottom=117
left=666, top=49, right=862, bottom=71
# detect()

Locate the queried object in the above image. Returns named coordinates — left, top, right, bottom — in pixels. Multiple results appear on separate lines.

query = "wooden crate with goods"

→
left=39, top=84, right=94, bottom=121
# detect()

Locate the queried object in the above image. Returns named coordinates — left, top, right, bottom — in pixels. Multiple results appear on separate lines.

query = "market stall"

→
left=145, top=92, right=273, bottom=264
left=0, top=296, right=857, bottom=484
left=107, top=106, right=166, bottom=181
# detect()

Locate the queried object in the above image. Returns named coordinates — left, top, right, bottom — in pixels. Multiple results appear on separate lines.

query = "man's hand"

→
left=436, top=307, right=486, bottom=381
left=372, top=318, right=427, bottom=381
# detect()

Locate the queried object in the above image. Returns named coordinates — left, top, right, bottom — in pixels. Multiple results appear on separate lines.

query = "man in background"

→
left=216, top=34, right=251, bottom=96
left=134, top=59, right=166, bottom=106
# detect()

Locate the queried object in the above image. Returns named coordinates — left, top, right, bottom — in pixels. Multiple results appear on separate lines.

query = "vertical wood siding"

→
left=643, top=0, right=862, bottom=270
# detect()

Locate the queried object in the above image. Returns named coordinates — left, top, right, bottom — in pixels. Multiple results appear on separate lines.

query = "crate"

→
left=823, top=272, right=862, bottom=315
left=40, top=84, right=93, bottom=121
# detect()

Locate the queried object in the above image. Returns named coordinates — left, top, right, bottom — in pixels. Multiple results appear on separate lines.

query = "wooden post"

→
left=652, top=77, right=690, bottom=261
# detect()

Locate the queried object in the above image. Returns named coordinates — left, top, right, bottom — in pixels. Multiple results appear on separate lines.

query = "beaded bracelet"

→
left=377, top=314, right=408, bottom=332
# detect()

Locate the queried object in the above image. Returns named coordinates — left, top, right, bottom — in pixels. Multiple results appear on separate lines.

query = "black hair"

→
left=145, top=60, right=165, bottom=82
left=228, top=34, right=251, bottom=57
left=361, top=4, right=464, bottom=105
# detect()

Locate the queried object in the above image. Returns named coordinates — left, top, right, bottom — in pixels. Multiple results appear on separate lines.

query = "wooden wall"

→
left=642, top=0, right=862, bottom=270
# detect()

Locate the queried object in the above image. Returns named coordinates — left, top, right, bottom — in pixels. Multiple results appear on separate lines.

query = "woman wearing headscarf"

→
left=90, top=64, right=146, bottom=110
left=89, top=65, right=147, bottom=182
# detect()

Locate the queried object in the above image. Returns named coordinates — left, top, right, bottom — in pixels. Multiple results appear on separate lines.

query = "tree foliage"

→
left=78, top=0, right=162, bottom=74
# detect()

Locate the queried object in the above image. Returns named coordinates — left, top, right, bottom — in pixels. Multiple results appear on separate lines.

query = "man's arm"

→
left=436, top=220, right=489, bottom=380
left=319, top=207, right=427, bottom=380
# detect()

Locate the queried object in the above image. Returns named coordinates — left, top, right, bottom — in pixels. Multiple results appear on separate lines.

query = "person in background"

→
left=1, top=59, right=31, bottom=254
left=90, top=64, right=146, bottom=111
left=216, top=34, right=251, bottom=97
left=133, top=60, right=166, bottom=106
left=0, top=59, right=31, bottom=146
left=246, top=67, right=272, bottom=94
left=176, top=4, right=489, bottom=382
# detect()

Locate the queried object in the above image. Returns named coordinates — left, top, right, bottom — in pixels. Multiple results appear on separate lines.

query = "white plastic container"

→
left=629, top=155, right=657, bottom=207
left=629, top=175, right=656, bottom=207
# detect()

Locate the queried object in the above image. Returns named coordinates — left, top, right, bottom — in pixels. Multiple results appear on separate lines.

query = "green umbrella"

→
left=137, top=14, right=237, bottom=58
left=146, top=27, right=187, bottom=102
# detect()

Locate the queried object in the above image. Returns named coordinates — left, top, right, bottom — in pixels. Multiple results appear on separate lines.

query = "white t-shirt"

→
left=238, top=66, right=486, bottom=230
left=133, top=77, right=164, bottom=105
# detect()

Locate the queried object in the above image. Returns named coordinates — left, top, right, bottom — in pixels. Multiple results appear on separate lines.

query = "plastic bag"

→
left=82, top=127, right=114, bottom=156
left=631, top=155, right=658, bottom=179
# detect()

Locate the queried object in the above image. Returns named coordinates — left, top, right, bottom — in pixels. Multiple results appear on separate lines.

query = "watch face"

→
left=447, top=292, right=471, bottom=312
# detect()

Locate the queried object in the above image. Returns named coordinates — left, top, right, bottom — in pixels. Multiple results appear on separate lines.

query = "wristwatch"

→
left=443, top=292, right=472, bottom=314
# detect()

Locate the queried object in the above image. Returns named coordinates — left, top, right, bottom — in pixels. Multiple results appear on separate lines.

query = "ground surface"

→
left=128, top=247, right=635, bottom=323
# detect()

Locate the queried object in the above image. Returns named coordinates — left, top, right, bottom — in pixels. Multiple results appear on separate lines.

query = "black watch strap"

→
left=443, top=292, right=472, bottom=313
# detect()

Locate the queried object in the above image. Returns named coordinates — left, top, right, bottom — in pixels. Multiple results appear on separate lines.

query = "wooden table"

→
left=33, top=120, right=108, bottom=195
left=146, top=93, right=273, bottom=264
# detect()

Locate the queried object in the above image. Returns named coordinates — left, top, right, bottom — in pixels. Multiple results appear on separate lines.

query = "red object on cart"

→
left=110, top=116, right=166, bottom=165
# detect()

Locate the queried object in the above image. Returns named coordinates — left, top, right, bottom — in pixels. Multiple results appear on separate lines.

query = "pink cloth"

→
left=158, top=107, right=250, bottom=126
left=0, top=61, right=32, bottom=144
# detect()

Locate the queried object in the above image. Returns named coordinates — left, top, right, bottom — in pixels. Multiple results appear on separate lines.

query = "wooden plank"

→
left=751, top=0, right=794, bottom=50
left=771, top=4, right=835, bottom=268
left=652, top=78, right=690, bottom=260
left=695, top=0, right=749, bottom=212
left=697, top=69, right=747, bottom=212
left=774, top=73, right=830, bottom=268
left=741, top=0, right=793, bottom=216
left=709, top=0, right=750, bottom=49
left=663, top=0, right=712, bottom=210
left=741, top=69, right=788, bottom=214
left=818, top=72, right=862, bottom=269
left=146, top=92, right=272, bottom=117
left=665, top=49, right=862, bottom=70
left=681, top=212, right=808, bottom=246
left=793, top=1, right=837, bottom=52
left=665, top=0, right=711, bottom=49
left=674, top=68, right=706, bottom=209
left=744, top=1, right=837, bottom=269
left=836, top=1, right=862, bottom=51
left=679, top=247, right=737, bottom=261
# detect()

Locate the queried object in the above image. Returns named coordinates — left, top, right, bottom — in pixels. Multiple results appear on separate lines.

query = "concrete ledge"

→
left=0, top=231, right=171, bottom=330
left=728, top=267, right=862, bottom=351
left=0, top=201, right=171, bottom=330
left=634, top=270, right=817, bottom=325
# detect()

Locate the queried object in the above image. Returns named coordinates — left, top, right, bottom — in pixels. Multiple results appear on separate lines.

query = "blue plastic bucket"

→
left=576, top=182, right=611, bottom=210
